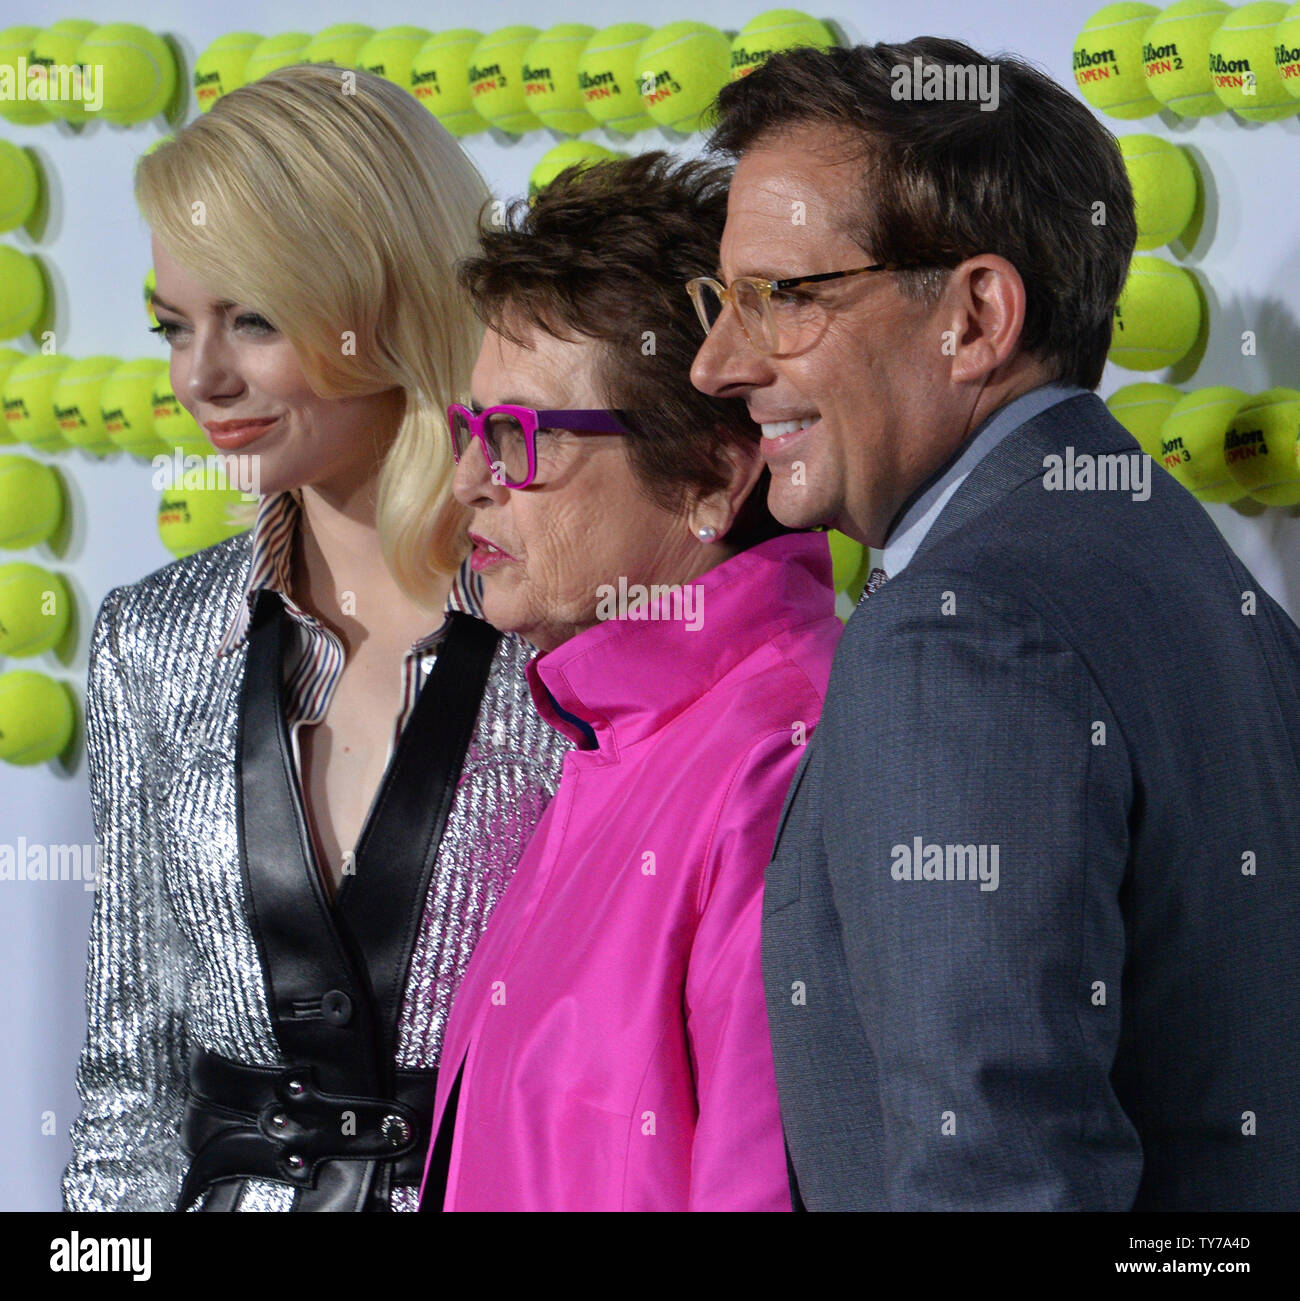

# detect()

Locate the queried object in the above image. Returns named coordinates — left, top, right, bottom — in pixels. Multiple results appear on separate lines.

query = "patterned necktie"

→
left=857, top=567, right=889, bottom=607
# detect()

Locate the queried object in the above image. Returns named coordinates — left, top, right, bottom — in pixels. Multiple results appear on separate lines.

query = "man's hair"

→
left=706, top=38, right=1137, bottom=390
left=456, top=150, right=797, bottom=552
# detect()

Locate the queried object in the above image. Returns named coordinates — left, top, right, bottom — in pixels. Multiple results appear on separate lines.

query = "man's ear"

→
left=942, top=254, right=1029, bottom=385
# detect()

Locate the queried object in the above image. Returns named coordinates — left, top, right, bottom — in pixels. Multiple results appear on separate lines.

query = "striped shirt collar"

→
left=217, top=490, right=483, bottom=657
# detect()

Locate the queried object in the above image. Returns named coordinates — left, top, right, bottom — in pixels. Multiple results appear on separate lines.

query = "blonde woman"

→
left=61, top=64, right=571, bottom=1213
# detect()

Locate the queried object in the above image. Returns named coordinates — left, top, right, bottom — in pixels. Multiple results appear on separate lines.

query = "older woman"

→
left=62, top=65, right=570, bottom=1213
left=415, top=152, right=844, bottom=1212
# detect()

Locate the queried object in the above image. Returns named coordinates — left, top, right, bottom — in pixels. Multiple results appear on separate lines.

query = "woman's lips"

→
left=203, top=416, right=281, bottom=450
left=469, top=532, right=515, bottom=571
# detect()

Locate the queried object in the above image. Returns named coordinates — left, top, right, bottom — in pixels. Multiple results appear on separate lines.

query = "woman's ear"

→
left=720, top=430, right=766, bottom=519
left=688, top=430, right=766, bottom=542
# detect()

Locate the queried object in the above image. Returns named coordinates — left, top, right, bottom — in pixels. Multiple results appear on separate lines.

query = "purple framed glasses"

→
left=447, top=403, right=635, bottom=489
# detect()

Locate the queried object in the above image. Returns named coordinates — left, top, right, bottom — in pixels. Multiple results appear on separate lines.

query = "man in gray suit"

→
left=690, top=38, right=1300, bottom=1210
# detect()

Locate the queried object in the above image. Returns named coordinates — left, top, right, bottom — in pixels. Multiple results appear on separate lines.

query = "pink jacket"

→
left=418, top=532, right=844, bottom=1211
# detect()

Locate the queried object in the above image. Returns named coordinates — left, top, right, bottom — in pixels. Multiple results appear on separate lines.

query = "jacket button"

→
left=321, top=990, right=352, bottom=1025
left=380, top=1114, right=412, bottom=1147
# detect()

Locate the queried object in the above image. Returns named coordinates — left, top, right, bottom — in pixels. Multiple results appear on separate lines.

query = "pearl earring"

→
left=696, top=525, right=717, bottom=543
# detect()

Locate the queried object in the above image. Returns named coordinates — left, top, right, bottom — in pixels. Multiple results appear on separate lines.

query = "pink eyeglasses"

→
left=447, top=403, right=635, bottom=489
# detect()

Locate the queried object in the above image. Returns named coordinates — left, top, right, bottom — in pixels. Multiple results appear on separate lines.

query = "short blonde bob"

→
left=135, top=62, right=487, bottom=608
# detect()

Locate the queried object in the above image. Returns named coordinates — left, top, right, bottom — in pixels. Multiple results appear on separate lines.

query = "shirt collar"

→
left=882, top=382, right=1088, bottom=579
left=217, top=489, right=484, bottom=657
left=523, top=531, right=836, bottom=756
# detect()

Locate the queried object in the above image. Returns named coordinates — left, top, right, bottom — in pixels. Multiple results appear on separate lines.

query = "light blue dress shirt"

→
left=881, top=382, right=1088, bottom=578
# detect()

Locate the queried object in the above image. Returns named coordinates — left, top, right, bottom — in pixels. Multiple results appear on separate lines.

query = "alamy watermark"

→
left=594, top=578, right=704, bottom=632
left=0, top=839, right=100, bottom=891
left=890, top=836, right=1000, bottom=891
left=50, top=1233, right=150, bottom=1281
left=891, top=58, right=1000, bottom=111
left=1043, top=447, right=1149, bottom=501
left=151, top=449, right=260, bottom=496
left=0, top=59, right=103, bottom=112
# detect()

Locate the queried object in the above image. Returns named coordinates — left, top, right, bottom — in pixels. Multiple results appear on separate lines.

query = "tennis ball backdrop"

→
left=577, top=23, right=656, bottom=133
left=411, top=30, right=485, bottom=136
left=0, top=562, right=70, bottom=658
left=1209, top=1, right=1299, bottom=120
left=638, top=22, right=733, bottom=132
left=0, top=455, right=63, bottom=549
left=76, top=23, right=178, bottom=125
left=1117, top=134, right=1198, bottom=250
left=29, top=19, right=97, bottom=125
left=1073, top=3, right=1162, bottom=118
left=0, top=669, right=75, bottom=766
left=1109, top=257, right=1202, bottom=371
left=1141, top=0, right=1231, bottom=117
left=524, top=24, right=597, bottom=134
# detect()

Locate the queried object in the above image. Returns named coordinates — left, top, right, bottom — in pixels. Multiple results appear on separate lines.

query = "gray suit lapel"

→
left=911, top=392, right=1117, bottom=565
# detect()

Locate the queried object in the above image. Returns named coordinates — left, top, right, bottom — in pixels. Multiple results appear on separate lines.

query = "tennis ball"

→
left=0, top=669, right=75, bottom=765
left=1117, top=134, right=1199, bottom=250
left=577, top=23, right=656, bottom=134
left=0, top=349, right=24, bottom=445
left=1279, top=2, right=1300, bottom=98
left=0, top=139, right=38, bottom=234
left=243, top=33, right=311, bottom=84
left=357, top=26, right=430, bottom=89
left=0, top=248, right=44, bottom=342
left=0, top=454, right=63, bottom=547
left=1109, top=256, right=1202, bottom=371
left=1224, top=388, right=1300, bottom=505
left=529, top=142, right=620, bottom=197
left=77, top=23, right=178, bottom=125
left=193, top=32, right=262, bottom=113
left=158, top=485, right=248, bottom=559
left=150, top=368, right=209, bottom=454
left=0, top=562, right=70, bottom=657
left=1160, top=386, right=1247, bottom=501
left=411, top=30, right=485, bottom=136
left=524, top=24, right=597, bottom=134
left=54, top=356, right=121, bottom=457
left=1210, top=2, right=1299, bottom=119
left=1073, top=3, right=1162, bottom=118
left=102, top=359, right=168, bottom=459
left=29, top=19, right=97, bottom=125
left=303, top=24, right=376, bottom=68
left=638, top=21, right=732, bottom=133
left=0, top=26, right=52, bottom=125
left=1141, top=0, right=1232, bottom=116
left=827, top=530, right=865, bottom=595
left=1106, top=381, right=1182, bottom=460
left=3, top=354, right=69, bottom=452
left=730, top=9, right=836, bottom=80
left=471, top=26, right=543, bottom=134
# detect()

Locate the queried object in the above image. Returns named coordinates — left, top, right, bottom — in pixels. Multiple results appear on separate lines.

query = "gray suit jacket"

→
left=764, top=391, right=1300, bottom=1210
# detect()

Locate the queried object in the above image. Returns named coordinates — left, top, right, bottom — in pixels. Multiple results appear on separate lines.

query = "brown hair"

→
left=456, top=150, right=798, bottom=551
left=705, top=38, right=1136, bottom=390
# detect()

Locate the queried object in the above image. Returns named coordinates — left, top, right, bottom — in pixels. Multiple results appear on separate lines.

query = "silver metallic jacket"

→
left=62, top=533, right=572, bottom=1211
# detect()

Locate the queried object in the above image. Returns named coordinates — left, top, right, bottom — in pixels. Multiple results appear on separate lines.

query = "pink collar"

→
left=525, top=532, right=835, bottom=756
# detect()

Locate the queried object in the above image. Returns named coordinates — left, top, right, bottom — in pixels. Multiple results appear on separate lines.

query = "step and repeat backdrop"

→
left=0, top=0, right=1296, bottom=1208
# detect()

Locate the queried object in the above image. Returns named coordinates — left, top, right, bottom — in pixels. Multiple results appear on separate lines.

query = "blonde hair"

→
left=135, top=62, right=487, bottom=608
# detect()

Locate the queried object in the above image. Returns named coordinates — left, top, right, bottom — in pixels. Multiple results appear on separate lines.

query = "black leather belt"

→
left=179, top=1050, right=437, bottom=1212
